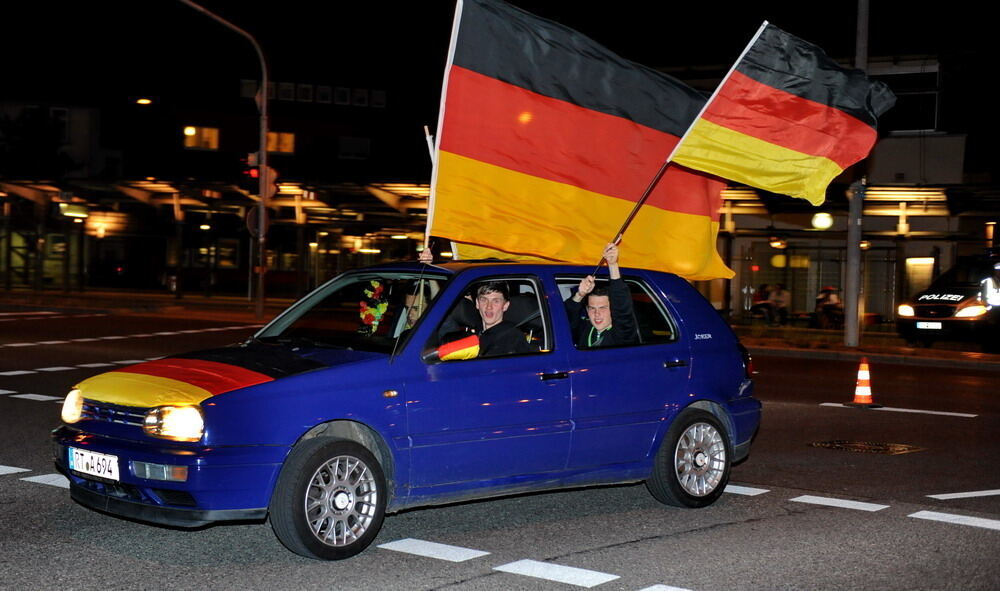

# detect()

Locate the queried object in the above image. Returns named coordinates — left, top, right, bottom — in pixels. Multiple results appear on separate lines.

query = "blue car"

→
left=53, top=261, right=760, bottom=560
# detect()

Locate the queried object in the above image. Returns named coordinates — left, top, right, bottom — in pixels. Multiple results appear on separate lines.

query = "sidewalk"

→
left=2, top=288, right=999, bottom=371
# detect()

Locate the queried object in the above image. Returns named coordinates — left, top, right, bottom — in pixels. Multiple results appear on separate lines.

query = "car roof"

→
left=352, top=260, right=681, bottom=282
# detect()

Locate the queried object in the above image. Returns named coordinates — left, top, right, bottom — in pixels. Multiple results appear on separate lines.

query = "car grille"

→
left=82, top=400, right=146, bottom=427
left=914, top=305, right=956, bottom=319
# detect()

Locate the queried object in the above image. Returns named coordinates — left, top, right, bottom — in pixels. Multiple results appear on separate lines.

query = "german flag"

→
left=672, top=22, right=896, bottom=205
left=429, top=0, right=731, bottom=280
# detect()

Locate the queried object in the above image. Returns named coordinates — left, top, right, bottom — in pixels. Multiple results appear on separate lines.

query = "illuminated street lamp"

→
left=811, top=212, right=834, bottom=230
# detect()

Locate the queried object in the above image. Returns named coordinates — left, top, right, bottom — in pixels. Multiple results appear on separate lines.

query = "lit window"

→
left=182, top=126, right=219, bottom=150
left=267, top=132, right=295, bottom=154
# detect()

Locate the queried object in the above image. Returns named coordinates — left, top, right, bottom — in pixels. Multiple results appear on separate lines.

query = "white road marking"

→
left=928, top=489, right=1000, bottom=500
left=4, top=343, right=37, bottom=348
left=909, top=510, right=1000, bottom=531
left=0, top=311, right=57, bottom=316
left=35, top=366, right=76, bottom=372
left=38, top=340, right=70, bottom=345
left=77, top=363, right=115, bottom=368
left=0, top=324, right=258, bottom=350
left=0, top=389, right=16, bottom=394
left=820, top=402, right=977, bottom=418
left=638, top=585, right=694, bottom=591
left=0, top=370, right=35, bottom=376
left=21, top=474, right=69, bottom=489
left=0, top=465, right=31, bottom=475
left=112, top=360, right=145, bottom=365
left=377, top=538, right=490, bottom=562
left=493, top=560, right=619, bottom=588
left=98, top=336, right=127, bottom=340
left=10, top=394, right=63, bottom=402
left=790, top=495, right=888, bottom=512
left=725, top=485, right=770, bottom=496
left=71, top=338, right=100, bottom=342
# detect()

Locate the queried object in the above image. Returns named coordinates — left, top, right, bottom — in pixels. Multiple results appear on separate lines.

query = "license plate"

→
left=916, top=321, right=943, bottom=330
left=68, top=447, right=120, bottom=481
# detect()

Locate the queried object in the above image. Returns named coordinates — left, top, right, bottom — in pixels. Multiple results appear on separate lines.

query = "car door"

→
left=404, top=272, right=572, bottom=488
left=557, top=274, right=693, bottom=468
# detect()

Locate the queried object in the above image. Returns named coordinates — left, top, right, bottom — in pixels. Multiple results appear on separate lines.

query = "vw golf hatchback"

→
left=53, top=261, right=760, bottom=559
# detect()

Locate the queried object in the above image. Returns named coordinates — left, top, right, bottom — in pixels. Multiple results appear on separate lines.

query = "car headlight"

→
left=143, top=405, right=204, bottom=442
left=897, top=304, right=915, bottom=317
left=61, top=388, right=83, bottom=423
left=954, top=304, right=988, bottom=318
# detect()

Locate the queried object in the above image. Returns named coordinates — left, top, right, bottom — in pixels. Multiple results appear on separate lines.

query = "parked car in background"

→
left=53, top=260, right=761, bottom=559
left=897, top=251, right=1000, bottom=352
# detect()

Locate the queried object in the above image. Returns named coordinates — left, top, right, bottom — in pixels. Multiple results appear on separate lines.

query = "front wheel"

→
left=646, top=409, right=731, bottom=508
left=269, top=438, right=386, bottom=560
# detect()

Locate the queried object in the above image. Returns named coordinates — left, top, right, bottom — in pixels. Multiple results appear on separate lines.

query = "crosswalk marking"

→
left=20, top=474, right=70, bottom=488
left=0, top=465, right=30, bottom=475
left=493, top=559, right=619, bottom=588
left=377, top=538, right=490, bottom=562
left=10, top=394, right=63, bottom=402
left=909, top=510, right=1000, bottom=531
left=790, top=495, right=888, bottom=512
left=928, top=489, right=1000, bottom=500
left=725, top=484, right=770, bottom=496
left=638, top=585, right=694, bottom=591
left=820, top=402, right=977, bottom=418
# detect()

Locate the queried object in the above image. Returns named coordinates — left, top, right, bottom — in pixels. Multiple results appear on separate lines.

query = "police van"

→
left=896, top=250, right=1000, bottom=352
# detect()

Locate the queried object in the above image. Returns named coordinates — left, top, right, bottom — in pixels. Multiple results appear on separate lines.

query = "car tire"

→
left=646, top=409, right=731, bottom=508
left=269, top=438, right=386, bottom=560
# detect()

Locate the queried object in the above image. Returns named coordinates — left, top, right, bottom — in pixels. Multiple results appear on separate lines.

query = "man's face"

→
left=476, top=290, right=509, bottom=330
left=404, top=294, right=423, bottom=326
left=586, top=295, right=612, bottom=331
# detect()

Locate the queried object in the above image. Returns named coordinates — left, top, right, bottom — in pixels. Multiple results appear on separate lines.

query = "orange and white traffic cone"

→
left=845, top=356, right=882, bottom=408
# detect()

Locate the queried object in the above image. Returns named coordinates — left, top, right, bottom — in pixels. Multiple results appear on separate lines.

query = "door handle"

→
left=663, top=359, right=688, bottom=368
left=540, top=371, right=569, bottom=381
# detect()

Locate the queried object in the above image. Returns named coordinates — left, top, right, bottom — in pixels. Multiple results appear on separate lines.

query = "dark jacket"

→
left=478, top=319, right=535, bottom=357
left=564, top=277, right=638, bottom=348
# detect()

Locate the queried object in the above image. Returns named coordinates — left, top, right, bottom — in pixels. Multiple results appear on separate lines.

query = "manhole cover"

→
left=810, top=440, right=925, bottom=455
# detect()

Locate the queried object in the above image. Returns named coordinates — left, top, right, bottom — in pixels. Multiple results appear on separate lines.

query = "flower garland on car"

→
left=358, top=280, right=388, bottom=335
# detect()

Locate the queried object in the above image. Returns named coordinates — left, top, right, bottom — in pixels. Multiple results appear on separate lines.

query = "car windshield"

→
left=927, top=257, right=998, bottom=289
left=257, top=271, right=449, bottom=353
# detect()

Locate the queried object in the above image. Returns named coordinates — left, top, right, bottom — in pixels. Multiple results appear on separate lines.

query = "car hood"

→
left=74, top=343, right=331, bottom=407
left=912, top=285, right=980, bottom=305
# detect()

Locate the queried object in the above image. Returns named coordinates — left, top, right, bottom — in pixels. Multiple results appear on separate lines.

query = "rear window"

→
left=557, top=275, right=677, bottom=347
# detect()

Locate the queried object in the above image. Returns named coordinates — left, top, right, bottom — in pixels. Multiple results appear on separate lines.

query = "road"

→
left=1, top=309, right=998, bottom=590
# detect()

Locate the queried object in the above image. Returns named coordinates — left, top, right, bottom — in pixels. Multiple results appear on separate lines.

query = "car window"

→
left=424, top=275, right=550, bottom=362
left=557, top=275, right=677, bottom=347
left=258, top=272, right=447, bottom=353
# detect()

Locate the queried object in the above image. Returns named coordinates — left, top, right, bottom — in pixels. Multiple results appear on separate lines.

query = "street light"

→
left=179, top=0, right=269, bottom=320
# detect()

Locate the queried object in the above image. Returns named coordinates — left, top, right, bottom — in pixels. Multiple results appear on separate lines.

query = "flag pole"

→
left=594, top=21, right=770, bottom=273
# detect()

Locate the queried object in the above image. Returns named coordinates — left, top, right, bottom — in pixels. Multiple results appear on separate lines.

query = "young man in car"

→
left=565, top=243, right=637, bottom=348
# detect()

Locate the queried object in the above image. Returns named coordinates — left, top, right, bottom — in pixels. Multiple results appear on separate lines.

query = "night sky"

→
left=4, top=1, right=992, bottom=170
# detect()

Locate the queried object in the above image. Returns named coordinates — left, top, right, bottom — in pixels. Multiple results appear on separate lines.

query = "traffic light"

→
left=239, top=152, right=261, bottom=193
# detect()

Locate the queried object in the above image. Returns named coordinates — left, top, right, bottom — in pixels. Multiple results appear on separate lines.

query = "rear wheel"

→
left=269, top=438, right=386, bottom=560
left=646, top=409, right=731, bottom=508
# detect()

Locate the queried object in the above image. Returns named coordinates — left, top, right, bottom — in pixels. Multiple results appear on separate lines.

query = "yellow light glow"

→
left=183, top=126, right=197, bottom=136
left=440, top=251, right=454, bottom=257
left=811, top=212, right=834, bottom=230
left=898, top=304, right=915, bottom=317
left=136, top=98, right=152, bottom=105
left=955, top=305, right=987, bottom=318
left=390, top=235, right=408, bottom=240
left=517, top=111, right=533, bottom=124
left=61, top=389, right=83, bottom=423
left=358, top=248, right=382, bottom=254
left=859, top=240, right=871, bottom=250
left=199, top=224, right=211, bottom=230
left=770, top=254, right=787, bottom=268
left=144, top=406, right=204, bottom=442
left=768, top=237, right=787, bottom=249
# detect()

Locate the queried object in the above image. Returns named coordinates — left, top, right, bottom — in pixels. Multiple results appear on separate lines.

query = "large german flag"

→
left=429, top=0, right=731, bottom=280
left=672, top=22, right=896, bottom=205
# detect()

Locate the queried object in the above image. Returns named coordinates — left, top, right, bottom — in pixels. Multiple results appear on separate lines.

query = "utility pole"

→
left=845, top=0, right=869, bottom=347
left=178, top=0, right=269, bottom=319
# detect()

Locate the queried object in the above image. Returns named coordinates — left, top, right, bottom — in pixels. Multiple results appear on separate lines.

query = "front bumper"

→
left=897, top=316, right=998, bottom=343
left=52, top=426, right=288, bottom=528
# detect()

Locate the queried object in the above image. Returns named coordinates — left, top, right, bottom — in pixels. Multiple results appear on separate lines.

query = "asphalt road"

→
left=1, top=310, right=998, bottom=590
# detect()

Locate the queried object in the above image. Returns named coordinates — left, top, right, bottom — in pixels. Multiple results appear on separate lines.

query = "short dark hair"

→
left=586, top=286, right=609, bottom=303
left=476, top=281, right=510, bottom=301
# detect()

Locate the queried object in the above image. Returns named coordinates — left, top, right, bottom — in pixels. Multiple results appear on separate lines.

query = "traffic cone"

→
left=845, top=356, right=882, bottom=408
